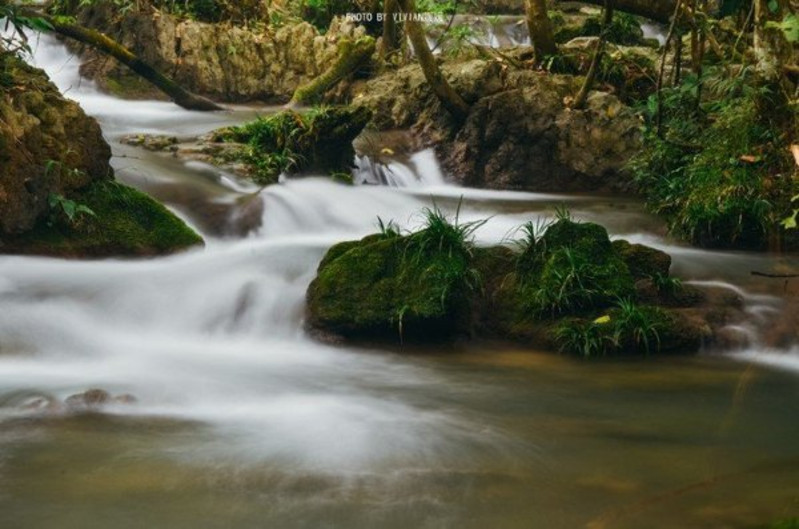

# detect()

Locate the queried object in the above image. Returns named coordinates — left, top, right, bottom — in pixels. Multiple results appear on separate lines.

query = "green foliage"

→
left=517, top=218, right=634, bottom=318
left=307, top=204, right=484, bottom=340
left=767, top=14, right=799, bottom=43
left=630, top=68, right=795, bottom=249
left=555, top=298, right=665, bottom=356
left=300, top=0, right=359, bottom=31
left=219, top=106, right=369, bottom=185
left=47, top=193, right=96, bottom=225
left=376, top=216, right=401, bottom=239
left=436, top=23, right=480, bottom=58
left=651, top=272, right=682, bottom=296
left=782, top=194, right=799, bottom=230
left=0, top=3, right=54, bottom=56
left=416, top=0, right=456, bottom=16
left=6, top=181, right=202, bottom=257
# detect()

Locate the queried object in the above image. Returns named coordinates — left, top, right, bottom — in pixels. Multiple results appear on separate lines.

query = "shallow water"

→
left=0, top=34, right=797, bottom=529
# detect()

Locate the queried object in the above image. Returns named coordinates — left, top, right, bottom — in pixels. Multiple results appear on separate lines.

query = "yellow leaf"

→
left=593, top=315, right=611, bottom=324
left=380, top=148, right=395, bottom=155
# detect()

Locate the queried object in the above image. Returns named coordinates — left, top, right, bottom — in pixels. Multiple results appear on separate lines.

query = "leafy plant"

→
left=781, top=194, right=799, bottom=230
left=555, top=298, right=664, bottom=356
left=376, top=216, right=401, bottom=239
left=48, top=193, right=96, bottom=225
left=629, top=66, right=795, bottom=249
left=651, top=272, right=682, bottom=295
left=555, top=318, right=614, bottom=357
left=613, top=297, right=661, bottom=354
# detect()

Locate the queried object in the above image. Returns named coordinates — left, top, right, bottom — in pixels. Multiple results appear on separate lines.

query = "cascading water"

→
left=0, top=32, right=798, bottom=529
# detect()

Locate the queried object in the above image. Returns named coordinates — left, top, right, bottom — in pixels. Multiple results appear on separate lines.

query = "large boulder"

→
left=353, top=60, right=643, bottom=193
left=306, top=216, right=719, bottom=355
left=0, top=53, right=111, bottom=235
left=306, top=229, right=474, bottom=341
left=0, top=52, right=202, bottom=257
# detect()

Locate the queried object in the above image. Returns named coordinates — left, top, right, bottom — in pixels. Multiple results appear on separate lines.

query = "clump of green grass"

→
left=555, top=298, right=665, bottom=356
left=516, top=214, right=634, bottom=317
left=651, top=272, right=682, bottom=296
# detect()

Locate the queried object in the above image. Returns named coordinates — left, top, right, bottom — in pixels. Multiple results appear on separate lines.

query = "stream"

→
left=0, top=34, right=797, bottom=529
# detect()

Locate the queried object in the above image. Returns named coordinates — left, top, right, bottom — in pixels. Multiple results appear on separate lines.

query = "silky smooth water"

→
left=0, top=34, right=797, bottom=529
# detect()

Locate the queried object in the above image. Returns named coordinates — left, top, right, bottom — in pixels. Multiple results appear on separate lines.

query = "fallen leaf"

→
left=380, top=147, right=395, bottom=155
left=593, top=315, right=611, bottom=324
left=739, top=154, right=760, bottom=163
left=791, top=144, right=799, bottom=167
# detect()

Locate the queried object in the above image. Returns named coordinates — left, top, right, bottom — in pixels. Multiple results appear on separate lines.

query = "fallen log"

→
left=290, top=36, right=375, bottom=106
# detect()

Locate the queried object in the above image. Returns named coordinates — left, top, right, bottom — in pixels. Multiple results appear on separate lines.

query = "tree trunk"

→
left=290, top=37, right=375, bottom=105
left=525, top=0, right=557, bottom=58
left=397, top=0, right=470, bottom=121
left=33, top=13, right=223, bottom=111
left=380, top=0, right=401, bottom=59
left=572, top=0, right=613, bottom=109
left=753, top=0, right=784, bottom=81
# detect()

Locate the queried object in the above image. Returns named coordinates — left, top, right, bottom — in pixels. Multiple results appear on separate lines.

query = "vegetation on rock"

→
left=212, top=106, right=371, bottom=184
left=307, top=208, right=713, bottom=354
left=307, top=206, right=483, bottom=340
left=1, top=181, right=203, bottom=258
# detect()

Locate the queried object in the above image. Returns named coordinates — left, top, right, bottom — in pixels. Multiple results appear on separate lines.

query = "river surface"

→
left=0, top=35, right=797, bottom=529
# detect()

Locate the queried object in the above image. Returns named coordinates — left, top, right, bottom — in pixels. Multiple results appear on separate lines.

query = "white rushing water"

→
left=0, top=32, right=796, bottom=482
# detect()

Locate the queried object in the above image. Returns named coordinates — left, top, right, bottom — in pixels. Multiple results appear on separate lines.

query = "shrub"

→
left=630, top=67, right=796, bottom=249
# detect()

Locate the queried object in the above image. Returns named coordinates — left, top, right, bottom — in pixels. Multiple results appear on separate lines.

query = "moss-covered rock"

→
left=553, top=304, right=708, bottom=356
left=0, top=52, right=111, bottom=235
left=307, top=228, right=475, bottom=341
left=306, top=214, right=728, bottom=356
left=612, top=239, right=671, bottom=280
left=0, top=181, right=203, bottom=258
left=213, top=106, right=371, bottom=184
left=519, top=219, right=635, bottom=316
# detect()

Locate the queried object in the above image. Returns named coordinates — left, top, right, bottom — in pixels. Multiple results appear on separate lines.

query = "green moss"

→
left=518, top=219, right=634, bottom=317
left=307, top=209, right=482, bottom=340
left=217, top=106, right=371, bottom=185
left=2, top=180, right=203, bottom=258
left=612, top=239, right=671, bottom=280
left=554, top=300, right=702, bottom=356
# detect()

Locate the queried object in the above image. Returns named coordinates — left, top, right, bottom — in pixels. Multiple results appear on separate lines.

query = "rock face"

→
left=306, top=216, right=725, bottom=355
left=353, top=59, right=643, bottom=193
left=0, top=52, right=202, bottom=257
left=0, top=53, right=112, bottom=235
left=68, top=2, right=366, bottom=102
